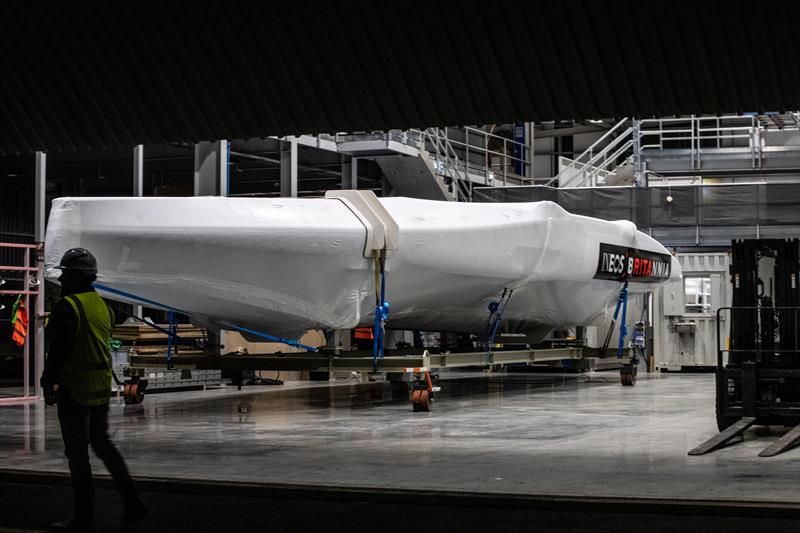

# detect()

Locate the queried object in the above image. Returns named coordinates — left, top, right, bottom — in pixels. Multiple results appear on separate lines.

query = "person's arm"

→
left=40, top=298, right=77, bottom=390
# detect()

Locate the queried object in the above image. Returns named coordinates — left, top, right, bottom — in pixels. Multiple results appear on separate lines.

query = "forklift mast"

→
left=729, top=238, right=800, bottom=367
left=690, top=238, right=800, bottom=457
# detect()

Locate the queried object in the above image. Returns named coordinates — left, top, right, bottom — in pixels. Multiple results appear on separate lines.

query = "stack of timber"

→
left=113, top=323, right=205, bottom=357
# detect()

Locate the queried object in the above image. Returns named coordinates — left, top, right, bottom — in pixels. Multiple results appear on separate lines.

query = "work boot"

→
left=122, top=496, right=148, bottom=526
left=50, top=516, right=97, bottom=533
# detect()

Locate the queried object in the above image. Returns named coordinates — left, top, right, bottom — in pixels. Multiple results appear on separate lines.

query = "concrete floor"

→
left=1, top=372, right=799, bottom=507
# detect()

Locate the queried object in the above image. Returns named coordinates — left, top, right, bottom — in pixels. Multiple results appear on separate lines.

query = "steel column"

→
left=193, top=142, right=227, bottom=355
left=23, top=247, right=30, bottom=398
left=341, top=156, right=358, bottom=189
left=525, top=122, right=534, bottom=181
left=34, top=152, right=46, bottom=398
left=133, top=144, right=144, bottom=318
left=341, top=156, right=351, bottom=189
left=133, top=144, right=144, bottom=197
left=632, top=119, right=643, bottom=186
left=194, top=140, right=229, bottom=196
left=280, top=137, right=298, bottom=197
left=350, top=157, right=358, bottom=189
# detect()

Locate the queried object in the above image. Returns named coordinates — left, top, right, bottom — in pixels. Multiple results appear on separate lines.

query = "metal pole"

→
left=223, top=140, right=230, bottom=197
left=503, top=139, right=507, bottom=186
left=340, top=155, right=351, bottom=190
left=465, top=129, right=470, bottom=183
left=34, top=152, right=46, bottom=399
left=695, top=185, right=701, bottom=246
left=526, top=122, right=534, bottom=182
left=632, top=119, right=642, bottom=186
left=23, top=248, right=30, bottom=398
left=133, top=145, right=144, bottom=318
left=484, top=130, right=489, bottom=179
left=133, top=144, right=144, bottom=197
left=692, top=116, right=697, bottom=170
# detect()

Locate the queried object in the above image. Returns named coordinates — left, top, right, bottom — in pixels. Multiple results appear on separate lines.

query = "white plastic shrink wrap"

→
left=45, top=196, right=681, bottom=340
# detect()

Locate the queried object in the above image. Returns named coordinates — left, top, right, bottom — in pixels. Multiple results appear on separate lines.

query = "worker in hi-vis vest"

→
left=41, top=248, right=147, bottom=532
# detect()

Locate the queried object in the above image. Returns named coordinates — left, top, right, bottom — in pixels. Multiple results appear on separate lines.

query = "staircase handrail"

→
left=439, top=130, right=472, bottom=201
left=557, top=156, right=615, bottom=186
left=544, top=118, right=630, bottom=187
left=556, top=126, right=635, bottom=187
left=423, top=128, right=471, bottom=201
left=439, top=131, right=472, bottom=201
left=580, top=139, right=635, bottom=187
left=568, top=147, right=632, bottom=188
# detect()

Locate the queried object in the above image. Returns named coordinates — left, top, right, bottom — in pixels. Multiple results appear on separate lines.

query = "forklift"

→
left=689, top=238, right=800, bottom=457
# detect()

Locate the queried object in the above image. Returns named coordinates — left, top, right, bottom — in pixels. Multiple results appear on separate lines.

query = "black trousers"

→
left=57, top=389, right=139, bottom=523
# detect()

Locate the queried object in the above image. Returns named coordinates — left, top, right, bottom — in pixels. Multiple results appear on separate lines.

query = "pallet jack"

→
left=600, top=281, right=642, bottom=386
left=113, top=370, right=148, bottom=405
left=405, top=367, right=441, bottom=412
left=689, top=238, right=800, bottom=457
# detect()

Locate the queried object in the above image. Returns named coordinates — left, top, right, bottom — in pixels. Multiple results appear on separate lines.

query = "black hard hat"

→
left=56, top=248, right=98, bottom=274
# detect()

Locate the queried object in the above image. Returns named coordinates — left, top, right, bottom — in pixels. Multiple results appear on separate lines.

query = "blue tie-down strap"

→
left=486, top=300, right=503, bottom=348
left=93, top=283, right=318, bottom=353
left=615, top=282, right=629, bottom=359
left=372, top=301, right=390, bottom=369
left=479, top=288, right=513, bottom=352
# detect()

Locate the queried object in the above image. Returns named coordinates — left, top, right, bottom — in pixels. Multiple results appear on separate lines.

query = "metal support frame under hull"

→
left=129, top=347, right=629, bottom=373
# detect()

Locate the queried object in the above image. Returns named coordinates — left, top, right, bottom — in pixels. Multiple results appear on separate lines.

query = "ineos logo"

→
left=601, top=252, right=629, bottom=275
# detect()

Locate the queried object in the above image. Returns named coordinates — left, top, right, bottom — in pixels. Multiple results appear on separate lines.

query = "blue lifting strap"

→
left=479, top=288, right=514, bottom=353
left=614, top=281, right=629, bottom=359
left=372, top=249, right=389, bottom=371
left=93, top=283, right=319, bottom=353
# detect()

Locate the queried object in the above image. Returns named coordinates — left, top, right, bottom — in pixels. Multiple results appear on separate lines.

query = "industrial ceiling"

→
left=0, top=0, right=798, bottom=155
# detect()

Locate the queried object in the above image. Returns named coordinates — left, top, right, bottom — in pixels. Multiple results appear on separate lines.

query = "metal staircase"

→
left=422, top=127, right=473, bottom=201
left=544, top=118, right=636, bottom=188
left=325, top=126, right=531, bottom=201
left=372, top=148, right=452, bottom=201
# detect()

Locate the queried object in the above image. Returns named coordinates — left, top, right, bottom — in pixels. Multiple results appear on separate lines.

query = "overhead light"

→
left=29, top=279, right=40, bottom=287
left=0, top=304, right=4, bottom=311
left=0, top=278, right=5, bottom=286
left=587, top=119, right=604, bottom=124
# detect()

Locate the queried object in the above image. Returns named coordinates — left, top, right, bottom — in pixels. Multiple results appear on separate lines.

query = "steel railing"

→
left=0, top=242, right=43, bottom=404
left=546, top=113, right=800, bottom=189
left=638, top=115, right=774, bottom=171
left=330, top=126, right=533, bottom=197
left=420, top=126, right=533, bottom=192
